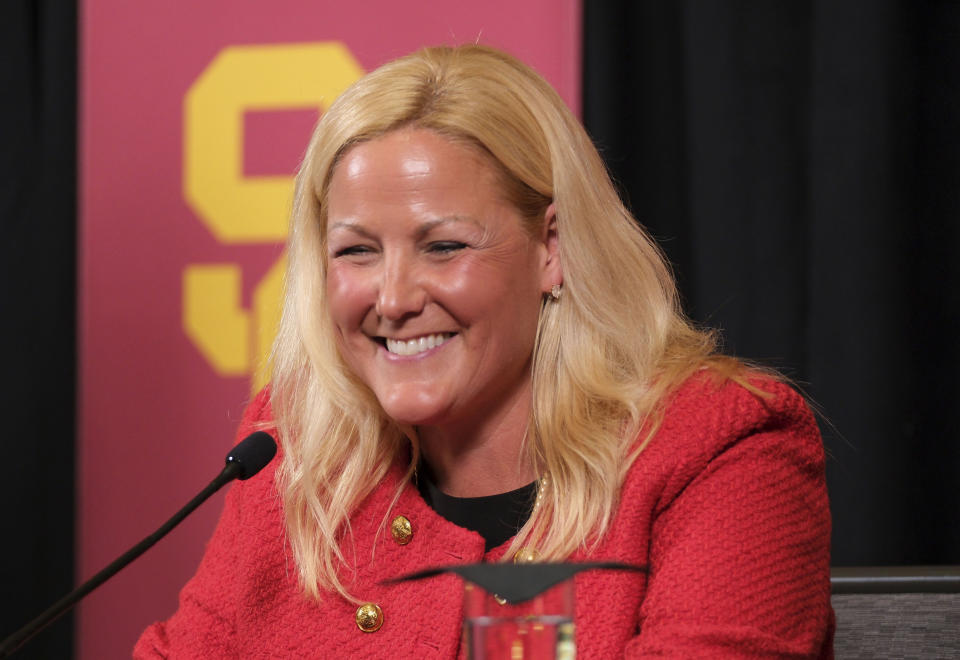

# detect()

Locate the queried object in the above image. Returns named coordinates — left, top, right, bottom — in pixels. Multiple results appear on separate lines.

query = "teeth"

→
left=385, top=333, right=453, bottom=356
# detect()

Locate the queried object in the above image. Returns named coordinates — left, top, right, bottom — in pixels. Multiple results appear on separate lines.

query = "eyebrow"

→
left=327, top=221, right=373, bottom=238
left=327, top=216, right=482, bottom=240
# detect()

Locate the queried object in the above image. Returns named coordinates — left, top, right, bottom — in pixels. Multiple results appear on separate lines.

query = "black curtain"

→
left=0, top=0, right=76, bottom=657
left=584, top=0, right=960, bottom=565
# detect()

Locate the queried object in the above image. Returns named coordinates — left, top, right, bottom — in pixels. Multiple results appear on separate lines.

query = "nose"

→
left=375, top=254, right=426, bottom=320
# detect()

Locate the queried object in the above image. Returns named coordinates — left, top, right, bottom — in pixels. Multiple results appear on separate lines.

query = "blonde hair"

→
left=271, top=44, right=745, bottom=600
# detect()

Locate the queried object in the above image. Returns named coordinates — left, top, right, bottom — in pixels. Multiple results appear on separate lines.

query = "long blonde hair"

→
left=271, top=44, right=740, bottom=600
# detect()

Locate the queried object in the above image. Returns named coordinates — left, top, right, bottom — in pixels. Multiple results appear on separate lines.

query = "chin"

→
left=379, top=394, right=452, bottom=428
left=383, top=408, right=446, bottom=427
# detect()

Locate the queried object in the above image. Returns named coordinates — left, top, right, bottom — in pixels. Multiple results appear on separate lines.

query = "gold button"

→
left=355, top=602, right=383, bottom=633
left=513, top=547, right=540, bottom=564
left=390, top=515, right=412, bottom=545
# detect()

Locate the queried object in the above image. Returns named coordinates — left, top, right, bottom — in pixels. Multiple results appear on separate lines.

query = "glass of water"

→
left=463, top=578, right=576, bottom=660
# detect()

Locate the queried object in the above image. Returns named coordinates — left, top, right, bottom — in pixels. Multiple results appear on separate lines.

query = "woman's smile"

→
left=381, top=332, right=456, bottom=357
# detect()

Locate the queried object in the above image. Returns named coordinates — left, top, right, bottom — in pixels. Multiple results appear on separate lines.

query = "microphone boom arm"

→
left=0, top=431, right=276, bottom=658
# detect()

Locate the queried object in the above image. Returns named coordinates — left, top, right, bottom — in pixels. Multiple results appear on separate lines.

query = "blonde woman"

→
left=137, top=45, right=833, bottom=658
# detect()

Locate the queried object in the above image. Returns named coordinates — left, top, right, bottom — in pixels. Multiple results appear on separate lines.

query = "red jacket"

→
left=135, top=375, right=833, bottom=658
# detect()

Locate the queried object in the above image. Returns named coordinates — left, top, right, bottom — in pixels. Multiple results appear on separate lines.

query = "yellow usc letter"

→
left=182, top=42, right=363, bottom=390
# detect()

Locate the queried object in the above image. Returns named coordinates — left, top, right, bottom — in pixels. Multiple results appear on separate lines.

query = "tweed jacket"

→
left=135, top=375, right=834, bottom=658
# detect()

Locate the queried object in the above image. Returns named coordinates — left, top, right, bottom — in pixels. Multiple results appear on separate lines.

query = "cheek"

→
left=437, top=258, right=543, bottom=335
left=430, top=263, right=507, bottom=324
left=326, top=266, right=375, bottom=332
left=438, top=249, right=540, bottom=300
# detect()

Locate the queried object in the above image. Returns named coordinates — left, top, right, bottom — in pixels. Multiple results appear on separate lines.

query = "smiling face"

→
left=324, top=128, right=560, bottom=432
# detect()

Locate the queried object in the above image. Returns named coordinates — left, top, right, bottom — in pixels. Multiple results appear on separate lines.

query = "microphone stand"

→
left=0, top=462, right=242, bottom=658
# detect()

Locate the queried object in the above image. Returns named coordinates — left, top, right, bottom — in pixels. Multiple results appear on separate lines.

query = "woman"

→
left=136, top=44, right=833, bottom=657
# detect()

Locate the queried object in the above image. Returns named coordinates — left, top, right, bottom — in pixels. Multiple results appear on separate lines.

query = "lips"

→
left=384, top=333, right=455, bottom=356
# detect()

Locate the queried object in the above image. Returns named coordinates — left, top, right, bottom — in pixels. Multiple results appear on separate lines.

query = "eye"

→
left=427, top=241, right=467, bottom=254
left=333, top=245, right=374, bottom=258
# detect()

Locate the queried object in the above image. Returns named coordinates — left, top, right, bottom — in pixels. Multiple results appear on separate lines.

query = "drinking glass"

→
left=462, top=578, right=575, bottom=660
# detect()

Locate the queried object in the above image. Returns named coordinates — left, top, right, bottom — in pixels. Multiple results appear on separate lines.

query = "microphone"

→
left=0, top=431, right=277, bottom=659
left=224, top=431, right=278, bottom=480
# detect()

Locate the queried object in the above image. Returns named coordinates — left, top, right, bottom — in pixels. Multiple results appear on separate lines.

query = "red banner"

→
left=78, top=2, right=580, bottom=657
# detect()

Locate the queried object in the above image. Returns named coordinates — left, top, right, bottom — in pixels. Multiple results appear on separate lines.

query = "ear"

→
left=538, top=203, right=563, bottom=294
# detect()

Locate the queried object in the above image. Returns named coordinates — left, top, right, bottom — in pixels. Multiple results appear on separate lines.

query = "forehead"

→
left=332, top=129, right=496, bottom=186
left=325, top=129, right=506, bottom=221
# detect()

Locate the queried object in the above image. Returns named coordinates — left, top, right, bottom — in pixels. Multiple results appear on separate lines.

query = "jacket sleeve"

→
left=133, top=389, right=274, bottom=659
left=625, top=382, right=834, bottom=658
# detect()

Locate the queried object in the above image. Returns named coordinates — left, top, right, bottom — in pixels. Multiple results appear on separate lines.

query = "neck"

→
left=417, top=378, right=537, bottom=497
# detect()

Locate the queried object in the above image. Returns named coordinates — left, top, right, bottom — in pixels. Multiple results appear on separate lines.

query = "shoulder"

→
left=627, top=370, right=824, bottom=508
left=607, top=372, right=833, bottom=656
left=235, top=387, right=275, bottom=441
left=231, top=387, right=281, bottom=481
left=658, top=369, right=816, bottom=444
left=226, top=387, right=282, bottom=519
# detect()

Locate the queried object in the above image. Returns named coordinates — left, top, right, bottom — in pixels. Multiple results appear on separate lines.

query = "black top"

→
left=417, top=469, right=538, bottom=551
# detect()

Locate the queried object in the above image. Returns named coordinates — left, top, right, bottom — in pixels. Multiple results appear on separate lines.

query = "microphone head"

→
left=225, top=431, right=277, bottom=480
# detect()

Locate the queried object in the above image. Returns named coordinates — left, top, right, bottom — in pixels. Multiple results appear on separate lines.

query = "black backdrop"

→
left=584, top=0, right=960, bottom=566
left=2, top=1, right=958, bottom=657
left=1, top=1, right=76, bottom=658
